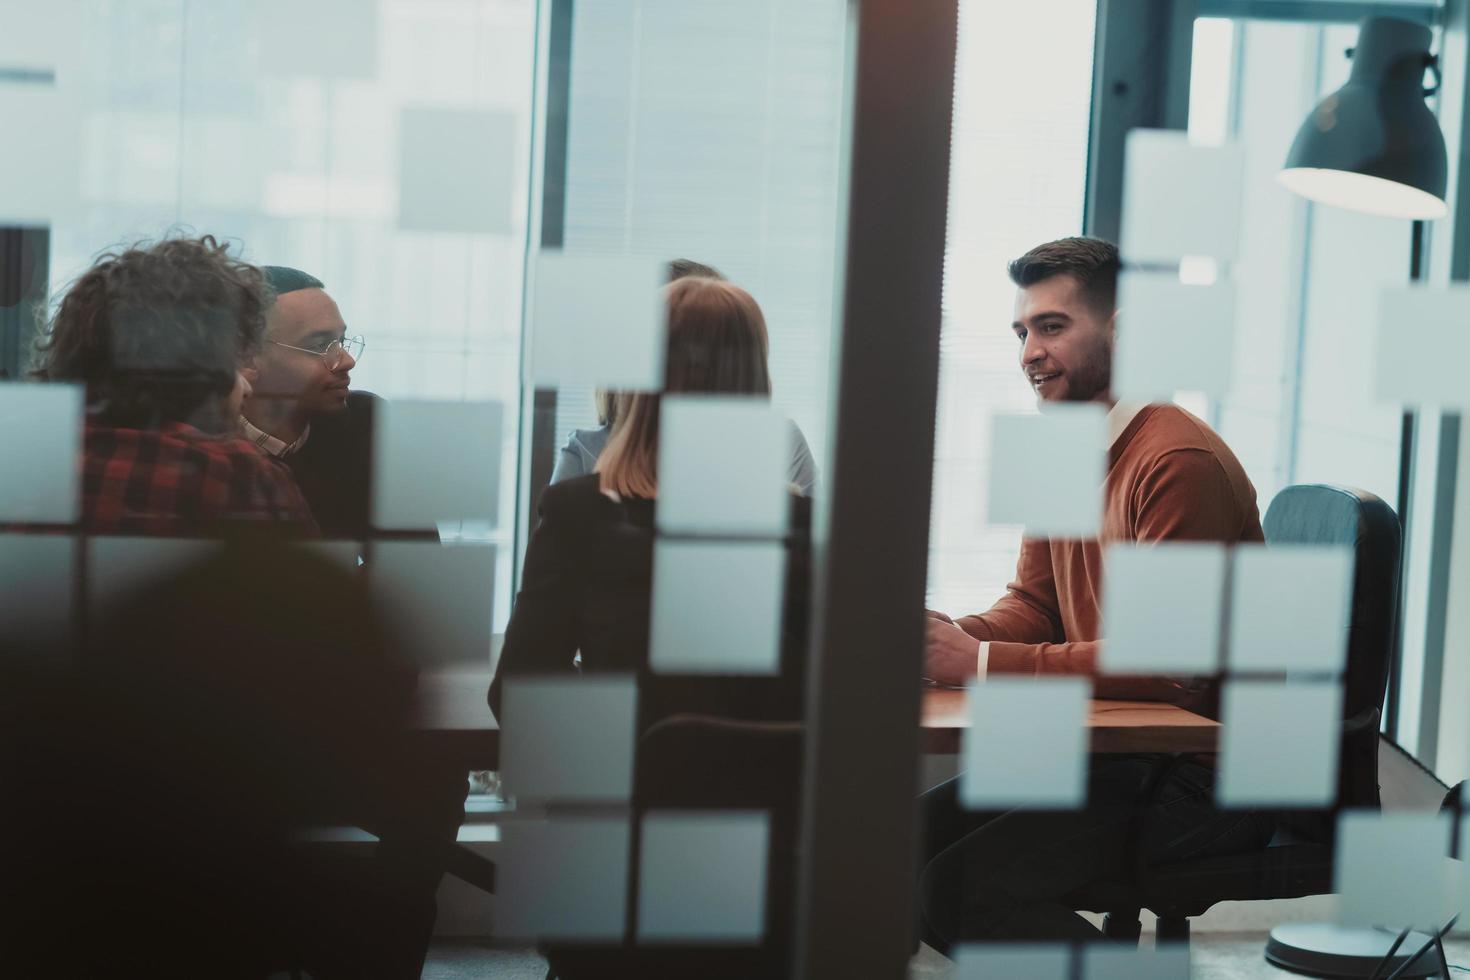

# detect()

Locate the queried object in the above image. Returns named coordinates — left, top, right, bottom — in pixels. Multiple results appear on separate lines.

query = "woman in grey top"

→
left=550, top=411, right=820, bottom=493
left=550, top=258, right=820, bottom=493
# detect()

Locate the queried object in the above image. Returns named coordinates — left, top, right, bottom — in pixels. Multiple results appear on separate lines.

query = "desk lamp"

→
left=1278, top=16, right=1447, bottom=220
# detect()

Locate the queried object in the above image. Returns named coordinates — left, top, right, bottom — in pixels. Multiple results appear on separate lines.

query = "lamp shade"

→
left=1279, top=17, right=1448, bottom=220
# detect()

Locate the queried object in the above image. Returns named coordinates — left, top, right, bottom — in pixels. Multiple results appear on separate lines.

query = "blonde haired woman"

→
left=489, top=274, right=811, bottom=729
left=491, top=277, right=812, bottom=977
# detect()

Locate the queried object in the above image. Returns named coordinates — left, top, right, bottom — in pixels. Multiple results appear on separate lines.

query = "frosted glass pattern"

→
left=962, top=677, right=1088, bottom=809
left=499, top=675, right=637, bottom=803
left=637, top=811, right=769, bottom=942
left=986, top=405, right=1105, bottom=537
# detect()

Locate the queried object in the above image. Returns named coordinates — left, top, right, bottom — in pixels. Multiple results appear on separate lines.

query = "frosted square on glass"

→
left=257, top=0, right=378, bottom=78
left=954, top=944, right=1070, bottom=979
left=650, top=540, right=784, bottom=675
left=1376, top=286, right=1470, bottom=409
left=962, top=677, right=1088, bottom=809
left=371, top=400, right=502, bottom=530
left=637, top=811, right=769, bottom=942
left=1228, top=545, right=1353, bottom=672
left=370, top=542, right=494, bottom=667
left=397, top=107, right=516, bottom=234
left=1100, top=543, right=1225, bottom=673
left=0, top=87, right=81, bottom=224
left=0, top=383, right=81, bottom=522
left=1083, top=945, right=1190, bottom=979
left=1114, top=271, right=1234, bottom=400
left=1121, top=130, right=1243, bottom=264
left=986, top=405, right=1105, bottom=537
left=87, top=538, right=218, bottom=625
left=500, top=676, right=637, bottom=803
left=1218, top=681, right=1341, bottom=806
left=657, top=396, right=789, bottom=535
left=0, top=0, right=73, bottom=68
left=0, top=535, right=74, bottom=653
left=498, top=817, right=630, bottom=941
left=530, top=252, right=665, bottom=391
left=1337, top=811, right=1452, bottom=931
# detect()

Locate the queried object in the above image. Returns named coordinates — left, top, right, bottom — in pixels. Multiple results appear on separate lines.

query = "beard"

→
left=1058, top=332, right=1114, bottom=402
left=1060, top=362, right=1111, bottom=403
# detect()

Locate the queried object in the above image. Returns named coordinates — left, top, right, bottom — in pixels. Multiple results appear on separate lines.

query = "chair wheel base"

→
left=1265, top=923, right=1440, bottom=978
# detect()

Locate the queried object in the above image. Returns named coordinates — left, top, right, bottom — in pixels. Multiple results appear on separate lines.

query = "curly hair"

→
left=34, top=236, right=268, bottom=431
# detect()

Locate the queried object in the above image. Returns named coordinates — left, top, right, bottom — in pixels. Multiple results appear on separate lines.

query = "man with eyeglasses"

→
left=239, top=269, right=465, bottom=974
left=242, top=266, right=374, bottom=538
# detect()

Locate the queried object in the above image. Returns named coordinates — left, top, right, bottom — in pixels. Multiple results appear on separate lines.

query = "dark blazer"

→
left=289, top=390, right=377, bottom=539
left=488, top=474, right=811, bottom=732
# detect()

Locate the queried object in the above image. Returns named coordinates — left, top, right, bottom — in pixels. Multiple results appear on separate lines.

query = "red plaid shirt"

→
left=82, top=423, right=319, bottom=537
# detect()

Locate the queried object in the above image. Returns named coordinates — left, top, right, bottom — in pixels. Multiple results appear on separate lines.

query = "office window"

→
left=1211, top=19, right=1412, bottom=510
left=926, top=0, right=1098, bottom=614
left=551, top=0, right=849, bottom=478
left=38, top=0, right=537, bottom=630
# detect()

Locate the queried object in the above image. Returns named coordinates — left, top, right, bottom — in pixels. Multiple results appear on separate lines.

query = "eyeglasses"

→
left=271, top=334, right=365, bottom=369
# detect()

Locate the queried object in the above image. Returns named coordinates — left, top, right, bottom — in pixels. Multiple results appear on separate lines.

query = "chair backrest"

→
left=1262, top=484, right=1401, bottom=809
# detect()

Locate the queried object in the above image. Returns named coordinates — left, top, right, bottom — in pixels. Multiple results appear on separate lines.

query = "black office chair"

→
left=1074, top=484, right=1402, bottom=946
left=543, top=714, right=805, bottom=980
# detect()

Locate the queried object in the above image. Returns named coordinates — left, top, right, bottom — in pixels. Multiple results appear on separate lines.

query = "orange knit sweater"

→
left=956, top=404, right=1263, bottom=706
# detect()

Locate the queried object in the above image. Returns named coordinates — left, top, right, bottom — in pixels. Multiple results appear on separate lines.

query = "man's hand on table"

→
left=924, top=617, right=980, bottom=686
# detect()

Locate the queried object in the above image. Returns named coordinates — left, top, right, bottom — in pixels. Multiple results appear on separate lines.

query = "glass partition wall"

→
left=0, top=0, right=954, bottom=975
left=7, top=0, right=1470, bottom=975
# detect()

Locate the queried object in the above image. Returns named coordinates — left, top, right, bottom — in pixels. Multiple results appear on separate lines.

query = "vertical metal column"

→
left=794, top=1, right=957, bottom=977
left=514, top=0, right=575, bottom=588
left=1084, top=0, right=1196, bottom=241
left=1406, top=0, right=1468, bottom=768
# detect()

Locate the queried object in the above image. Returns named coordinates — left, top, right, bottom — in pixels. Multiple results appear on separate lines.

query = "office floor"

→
left=423, top=933, right=1470, bottom=978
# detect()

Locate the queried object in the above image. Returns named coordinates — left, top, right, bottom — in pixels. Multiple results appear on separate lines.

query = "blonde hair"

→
left=592, top=259, right=725, bottom=427
left=597, top=277, right=771, bottom=498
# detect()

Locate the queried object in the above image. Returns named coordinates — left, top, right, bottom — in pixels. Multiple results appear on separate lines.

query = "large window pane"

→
left=926, top=0, right=1098, bottom=614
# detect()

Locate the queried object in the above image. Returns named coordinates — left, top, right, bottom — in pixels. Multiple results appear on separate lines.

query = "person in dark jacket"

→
left=240, top=266, right=375, bottom=538
left=490, top=273, right=811, bottom=980
left=490, top=274, right=811, bottom=730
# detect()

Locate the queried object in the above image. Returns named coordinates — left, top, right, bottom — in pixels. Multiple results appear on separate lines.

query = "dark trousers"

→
left=300, top=751, right=470, bottom=980
left=915, top=755, right=1276, bottom=952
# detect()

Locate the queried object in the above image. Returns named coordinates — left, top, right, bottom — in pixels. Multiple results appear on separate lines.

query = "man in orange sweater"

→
left=916, top=237, right=1275, bottom=950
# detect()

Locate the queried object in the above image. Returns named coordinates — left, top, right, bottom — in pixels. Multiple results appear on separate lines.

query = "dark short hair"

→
left=1007, top=237, right=1121, bottom=314
left=35, top=235, right=268, bottom=430
left=261, top=265, right=324, bottom=296
left=667, top=258, right=724, bottom=283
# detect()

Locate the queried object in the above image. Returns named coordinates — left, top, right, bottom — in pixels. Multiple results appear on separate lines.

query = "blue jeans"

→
left=916, top=755, right=1277, bottom=950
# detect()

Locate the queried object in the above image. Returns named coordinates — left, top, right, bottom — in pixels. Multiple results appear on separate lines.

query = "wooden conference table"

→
left=414, top=668, right=1220, bottom=769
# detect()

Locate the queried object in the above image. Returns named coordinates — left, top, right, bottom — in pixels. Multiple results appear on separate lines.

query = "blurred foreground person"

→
left=0, top=540, right=460, bottom=978
left=33, top=236, right=315, bottom=536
